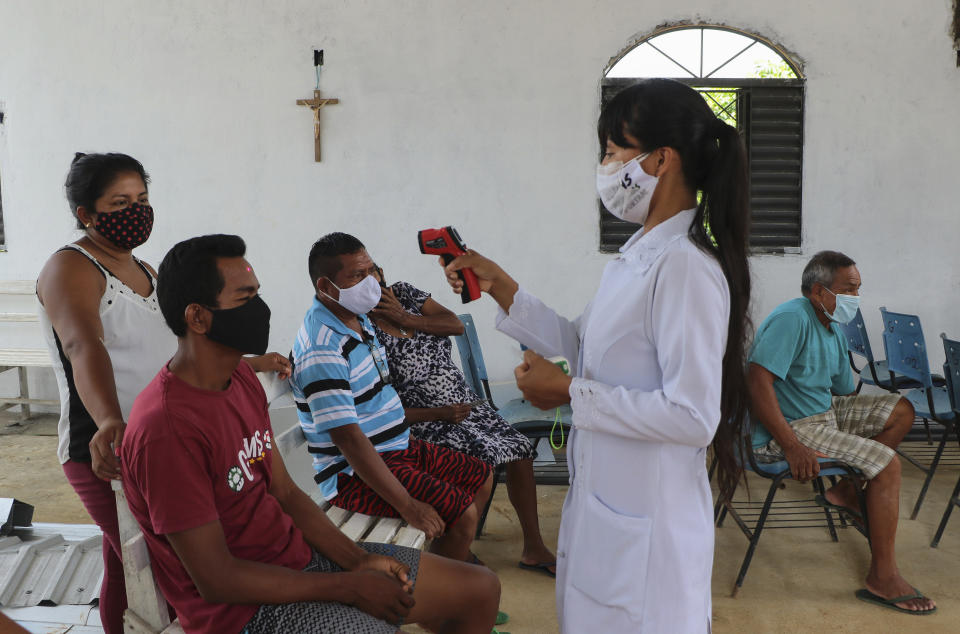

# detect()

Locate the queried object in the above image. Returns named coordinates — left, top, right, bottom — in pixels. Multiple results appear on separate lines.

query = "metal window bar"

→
left=644, top=41, right=698, bottom=78
left=704, top=39, right=759, bottom=78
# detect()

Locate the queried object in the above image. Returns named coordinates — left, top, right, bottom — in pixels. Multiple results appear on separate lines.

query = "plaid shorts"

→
left=755, top=393, right=902, bottom=479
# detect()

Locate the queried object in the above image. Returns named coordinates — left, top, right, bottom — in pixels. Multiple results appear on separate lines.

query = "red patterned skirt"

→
left=331, top=438, right=491, bottom=526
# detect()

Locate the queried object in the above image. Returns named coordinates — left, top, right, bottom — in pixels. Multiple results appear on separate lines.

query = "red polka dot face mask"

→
left=93, top=203, right=154, bottom=250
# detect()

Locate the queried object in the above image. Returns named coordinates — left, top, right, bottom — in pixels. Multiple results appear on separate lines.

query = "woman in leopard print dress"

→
left=369, top=271, right=556, bottom=577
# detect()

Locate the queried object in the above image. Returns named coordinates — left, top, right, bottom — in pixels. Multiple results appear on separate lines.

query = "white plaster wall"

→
left=0, top=0, right=958, bottom=407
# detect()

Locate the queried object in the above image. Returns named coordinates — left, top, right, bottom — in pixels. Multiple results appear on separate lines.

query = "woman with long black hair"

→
left=441, top=79, right=751, bottom=632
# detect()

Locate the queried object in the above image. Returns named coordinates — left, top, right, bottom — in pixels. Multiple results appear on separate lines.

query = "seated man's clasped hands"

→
left=748, top=250, right=935, bottom=615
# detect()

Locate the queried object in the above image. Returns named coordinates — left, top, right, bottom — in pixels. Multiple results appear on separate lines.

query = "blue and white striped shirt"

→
left=291, top=297, right=409, bottom=499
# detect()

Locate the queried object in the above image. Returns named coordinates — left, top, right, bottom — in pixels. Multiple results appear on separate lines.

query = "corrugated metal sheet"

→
left=2, top=603, right=102, bottom=633
left=0, top=523, right=102, bottom=608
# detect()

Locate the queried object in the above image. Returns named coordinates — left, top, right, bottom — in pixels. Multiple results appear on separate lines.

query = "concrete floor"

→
left=3, top=413, right=960, bottom=633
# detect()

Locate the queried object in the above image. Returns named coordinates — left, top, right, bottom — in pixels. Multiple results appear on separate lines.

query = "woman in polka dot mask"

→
left=36, top=153, right=289, bottom=634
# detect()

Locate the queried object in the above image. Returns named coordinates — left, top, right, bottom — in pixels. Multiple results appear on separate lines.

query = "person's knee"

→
left=449, top=564, right=500, bottom=624
left=453, top=503, right=479, bottom=534
left=877, top=453, right=901, bottom=480
left=478, top=565, right=501, bottom=607
left=893, top=398, right=915, bottom=425
left=481, top=470, right=494, bottom=491
left=465, top=565, right=500, bottom=612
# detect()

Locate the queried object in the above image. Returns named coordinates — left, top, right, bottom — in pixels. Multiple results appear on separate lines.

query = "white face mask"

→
left=820, top=287, right=860, bottom=325
left=596, top=152, right=658, bottom=225
left=321, top=275, right=382, bottom=315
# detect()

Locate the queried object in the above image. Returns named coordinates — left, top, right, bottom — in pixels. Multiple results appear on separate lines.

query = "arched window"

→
left=600, top=25, right=805, bottom=253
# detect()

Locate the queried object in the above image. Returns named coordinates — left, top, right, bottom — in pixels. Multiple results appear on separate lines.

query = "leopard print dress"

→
left=373, top=282, right=535, bottom=467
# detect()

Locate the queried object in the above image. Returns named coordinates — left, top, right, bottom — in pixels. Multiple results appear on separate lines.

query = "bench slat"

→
left=339, top=513, right=376, bottom=541
left=0, top=397, right=58, bottom=406
left=0, top=281, right=36, bottom=295
left=122, top=533, right=153, bottom=574
left=394, top=527, right=426, bottom=550
left=0, top=313, right=39, bottom=322
left=363, top=518, right=402, bottom=545
left=325, top=505, right=351, bottom=527
left=275, top=424, right=306, bottom=456
left=0, top=349, right=52, bottom=367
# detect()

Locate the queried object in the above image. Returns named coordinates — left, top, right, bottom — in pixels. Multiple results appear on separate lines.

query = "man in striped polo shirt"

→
left=292, top=232, right=493, bottom=564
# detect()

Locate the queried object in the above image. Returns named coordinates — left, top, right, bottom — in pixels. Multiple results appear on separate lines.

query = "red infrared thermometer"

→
left=418, top=226, right=482, bottom=303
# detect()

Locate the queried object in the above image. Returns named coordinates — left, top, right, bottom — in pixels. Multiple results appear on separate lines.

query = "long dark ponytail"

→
left=599, top=79, right=752, bottom=502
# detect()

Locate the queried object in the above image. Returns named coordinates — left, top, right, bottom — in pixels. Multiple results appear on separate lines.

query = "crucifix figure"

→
left=295, top=90, right=339, bottom=161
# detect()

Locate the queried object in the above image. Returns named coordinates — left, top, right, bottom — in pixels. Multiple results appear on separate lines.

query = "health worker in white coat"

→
left=443, top=79, right=752, bottom=633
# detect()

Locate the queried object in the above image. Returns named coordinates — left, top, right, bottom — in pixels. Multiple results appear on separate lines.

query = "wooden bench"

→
left=114, top=372, right=425, bottom=634
left=0, top=280, right=57, bottom=421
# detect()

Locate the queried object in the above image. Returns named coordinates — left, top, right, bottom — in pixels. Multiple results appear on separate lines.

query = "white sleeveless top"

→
left=38, top=245, right=177, bottom=464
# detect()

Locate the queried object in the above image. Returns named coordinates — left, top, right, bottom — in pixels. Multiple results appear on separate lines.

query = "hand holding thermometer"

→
left=418, top=226, right=482, bottom=303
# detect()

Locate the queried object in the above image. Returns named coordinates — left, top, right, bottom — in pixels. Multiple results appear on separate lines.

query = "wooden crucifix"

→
left=296, top=90, right=339, bottom=161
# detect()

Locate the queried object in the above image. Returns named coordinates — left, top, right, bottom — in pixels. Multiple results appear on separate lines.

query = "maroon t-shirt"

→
left=122, top=362, right=311, bottom=634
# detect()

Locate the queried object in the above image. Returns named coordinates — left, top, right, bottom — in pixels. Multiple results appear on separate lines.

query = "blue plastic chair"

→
left=452, top=314, right=497, bottom=405
left=878, top=307, right=957, bottom=519
left=453, top=314, right=572, bottom=536
left=931, top=334, right=960, bottom=547
left=837, top=308, right=926, bottom=392
left=454, top=314, right=572, bottom=477
left=715, top=416, right=868, bottom=596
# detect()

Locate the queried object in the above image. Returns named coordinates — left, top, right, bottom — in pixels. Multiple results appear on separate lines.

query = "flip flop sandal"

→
left=855, top=588, right=937, bottom=615
left=495, top=611, right=509, bottom=625
left=518, top=561, right=557, bottom=578
left=814, top=494, right=863, bottom=521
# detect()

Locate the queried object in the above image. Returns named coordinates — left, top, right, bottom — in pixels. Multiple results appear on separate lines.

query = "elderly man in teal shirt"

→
left=748, top=250, right=935, bottom=615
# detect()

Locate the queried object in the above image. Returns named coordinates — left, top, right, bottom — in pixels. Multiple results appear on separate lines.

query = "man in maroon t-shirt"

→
left=122, top=234, right=499, bottom=634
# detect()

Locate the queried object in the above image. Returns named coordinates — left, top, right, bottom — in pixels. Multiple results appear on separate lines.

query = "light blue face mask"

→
left=820, top=287, right=860, bottom=324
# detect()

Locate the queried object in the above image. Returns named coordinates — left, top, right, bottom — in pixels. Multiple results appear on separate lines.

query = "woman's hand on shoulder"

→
left=246, top=352, right=292, bottom=380
left=514, top=350, right=572, bottom=410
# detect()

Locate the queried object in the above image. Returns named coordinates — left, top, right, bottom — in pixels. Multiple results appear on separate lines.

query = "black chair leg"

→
left=824, top=475, right=849, bottom=528
left=814, top=478, right=839, bottom=542
left=909, top=426, right=949, bottom=520
left=931, top=471, right=960, bottom=547
left=732, top=475, right=784, bottom=597
left=924, top=418, right=932, bottom=444
left=475, top=465, right=504, bottom=538
left=716, top=504, right=729, bottom=527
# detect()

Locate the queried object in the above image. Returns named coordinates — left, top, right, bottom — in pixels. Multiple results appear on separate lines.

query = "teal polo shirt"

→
left=748, top=297, right=856, bottom=447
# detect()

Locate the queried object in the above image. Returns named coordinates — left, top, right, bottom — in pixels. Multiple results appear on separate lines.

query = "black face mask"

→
left=205, top=295, right=271, bottom=355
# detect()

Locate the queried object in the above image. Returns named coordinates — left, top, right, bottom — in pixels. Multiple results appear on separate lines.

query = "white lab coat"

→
left=496, top=209, right=729, bottom=633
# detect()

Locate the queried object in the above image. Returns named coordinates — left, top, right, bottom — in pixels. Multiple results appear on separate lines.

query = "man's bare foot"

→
left=824, top=479, right=861, bottom=514
left=865, top=572, right=936, bottom=613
